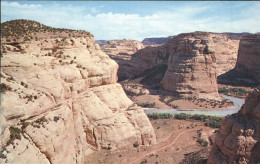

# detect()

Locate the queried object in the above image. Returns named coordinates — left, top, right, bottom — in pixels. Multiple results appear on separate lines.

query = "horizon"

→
left=1, top=1, right=260, bottom=41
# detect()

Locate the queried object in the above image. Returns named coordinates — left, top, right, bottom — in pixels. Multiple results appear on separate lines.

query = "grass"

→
left=147, top=113, right=223, bottom=128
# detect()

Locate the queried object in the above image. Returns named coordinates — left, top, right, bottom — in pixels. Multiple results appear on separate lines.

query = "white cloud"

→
left=1, top=1, right=41, bottom=8
left=1, top=1, right=260, bottom=41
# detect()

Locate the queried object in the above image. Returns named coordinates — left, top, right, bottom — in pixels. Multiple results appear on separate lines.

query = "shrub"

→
left=7, top=126, right=21, bottom=145
left=0, top=83, right=12, bottom=93
left=174, top=113, right=190, bottom=120
left=147, top=113, right=173, bottom=119
left=218, top=87, right=248, bottom=96
left=197, top=138, right=208, bottom=147
left=133, top=141, right=139, bottom=148
left=137, top=102, right=155, bottom=108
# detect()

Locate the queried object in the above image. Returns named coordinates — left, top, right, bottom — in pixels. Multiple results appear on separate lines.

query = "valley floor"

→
left=86, top=119, right=214, bottom=164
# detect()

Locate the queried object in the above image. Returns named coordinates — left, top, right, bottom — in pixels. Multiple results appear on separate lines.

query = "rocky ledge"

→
left=208, top=88, right=260, bottom=164
left=0, top=20, right=156, bottom=164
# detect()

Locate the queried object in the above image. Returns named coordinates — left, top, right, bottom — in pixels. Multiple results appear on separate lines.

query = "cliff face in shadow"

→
left=218, top=34, right=260, bottom=87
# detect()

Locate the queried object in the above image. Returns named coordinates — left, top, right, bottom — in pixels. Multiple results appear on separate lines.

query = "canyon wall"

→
left=218, top=34, right=260, bottom=86
left=160, top=32, right=220, bottom=99
left=208, top=88, right=260, bottom=164
left=0, top=20, right=156, bottom=164
left=235, top=34, right=260, bottom=82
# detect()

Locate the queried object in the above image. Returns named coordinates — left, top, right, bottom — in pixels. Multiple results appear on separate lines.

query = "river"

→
left=144, top=94, right=245, bottom=116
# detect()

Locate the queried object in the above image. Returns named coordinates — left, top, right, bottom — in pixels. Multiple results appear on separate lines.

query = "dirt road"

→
left=130, top=129, right=195, bottom=164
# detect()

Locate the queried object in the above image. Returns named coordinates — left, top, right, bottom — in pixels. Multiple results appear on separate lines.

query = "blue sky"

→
left=1, top=1, right=260, bottom=41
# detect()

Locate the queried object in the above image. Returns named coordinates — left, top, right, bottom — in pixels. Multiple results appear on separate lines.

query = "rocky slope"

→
left=160, top=32, right=220, bottom=99
left=218, top=34, right=260, bottom=86
left=208, top=88, right=260, bottom=164
left=0, top=20, right=156, bottom=164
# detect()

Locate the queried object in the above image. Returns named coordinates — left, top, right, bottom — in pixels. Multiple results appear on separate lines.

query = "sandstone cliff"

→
left=235, top=34, right=260, bottom=82
left=101, top=39, right=144, bottom=56
left=0, top=20, right=156, bottom=164
left=160, top=32, right=220, bottom=99
left=211, top=33, right=240, bottom=75
left=208, top=88, right=260, bottom=164
left=141, top=36, right=174, bottom=46
left=218, top=34, right=260, bottom=86
left=117, top=32, right=243, bottom=82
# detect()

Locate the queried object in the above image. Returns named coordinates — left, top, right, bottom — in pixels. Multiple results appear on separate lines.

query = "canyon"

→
left=1, top=19, right=259, bottom=164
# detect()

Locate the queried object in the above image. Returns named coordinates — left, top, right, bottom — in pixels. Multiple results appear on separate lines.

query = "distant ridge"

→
left=141, top=36, right=174, bottom=45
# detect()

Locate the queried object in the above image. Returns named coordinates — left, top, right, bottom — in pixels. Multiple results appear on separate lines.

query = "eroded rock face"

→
left=208, top=88, right=260, bottom=164
left=101, top=39, right=144, bottom=56
left=0, top=21, right=156, bottom=164
left=235, top=34, right=260, bottom=82
left=211, top=33, right=240, bottom=76
left=217, top=34, right=260, bottom=86
left=160, top=32, right=220, bottom=99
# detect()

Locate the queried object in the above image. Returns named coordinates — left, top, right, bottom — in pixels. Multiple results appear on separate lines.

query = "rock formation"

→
left=95, top=40, right=108, bottom=46
left=116, top=32, right=244, bottom=82
left=160, top=32, right=220, bottom=99
left=218, top=34, right=260, bottom=86
left=0, top=20, right=156, bottom=164
left=141, top=36, right=174, bottom=46
left=235, top=34, right=260, bottom=82
left=211, top=33, right=240, bottom=75
left=208, top=88, right=260, bottom=164
left=101, top=39, right=144, bottom=56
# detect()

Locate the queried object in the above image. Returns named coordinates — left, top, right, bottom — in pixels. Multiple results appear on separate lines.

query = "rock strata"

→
left=208, top=88, right=260, bottom=164
left=160, top=32, right=220, bottom=99
left=101, top=39, right=144, bottom=56
left=218, top=34, right=260, bottom=86
left=0, top=20, right=156, bottom=164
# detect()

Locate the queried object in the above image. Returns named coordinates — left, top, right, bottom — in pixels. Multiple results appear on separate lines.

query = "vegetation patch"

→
left=159, top=95, right=180, bottom=108
left=147, top=113, right=223, bottom=128
left=197, top=138, right=208, bottom=147
left=218, top=87, right=249, bottom=97
left=137, top=102, right=156, bottom=108
left=7, top=126, right=21, bottom=145
left=0, top=83, right=12, bottom=93
left=147, top=113, right=173, bottom=119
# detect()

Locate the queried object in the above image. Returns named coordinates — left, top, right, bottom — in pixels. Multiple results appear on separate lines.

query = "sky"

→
left=1, top=1, right=260, bottom=41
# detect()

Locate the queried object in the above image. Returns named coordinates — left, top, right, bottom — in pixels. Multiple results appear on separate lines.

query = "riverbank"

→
left=144, top=94, right=245, bottom=116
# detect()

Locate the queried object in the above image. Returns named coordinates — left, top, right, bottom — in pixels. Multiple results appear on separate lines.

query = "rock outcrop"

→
left=0, top=20, right=156, bottom=164
left=211, top=33, right=240, bottom=75
left=160, top=32, right=220, bottom=99
left=117, top=32, right=244, bottom=82
left=208, top=88, right=260, bottom=164
left=218, top=34, right=260, bottom=86
left=235, top=34, right=260, bottom=82
left=101, top=39, right=144, bottom=56
left=141, top=36, right=174, bottom=46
